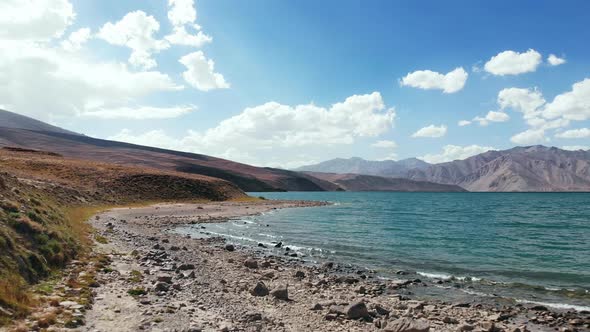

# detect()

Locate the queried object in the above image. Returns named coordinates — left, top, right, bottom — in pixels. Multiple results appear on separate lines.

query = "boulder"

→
left=385, top=318, right=430, bottom=332
left=270, top=285, right=289, bottom=300
left=154, top=282, right=170, bottom=292
left=345, top=301, right=371, bottom=320
left=244, top=259, right=258, bottom=269
left=250, top=281, right=269, bottom=297
left=224, top=244, right=235, bottom=252
left=178, top=264, right=195, bottom=270
left=157, top=274, right=173, bottom=283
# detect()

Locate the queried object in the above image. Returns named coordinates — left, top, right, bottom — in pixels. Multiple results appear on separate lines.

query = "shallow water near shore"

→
left=176, top=192, right=590, bottom=311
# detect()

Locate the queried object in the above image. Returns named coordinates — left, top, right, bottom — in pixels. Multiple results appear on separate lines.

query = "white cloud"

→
left=371, top=140, right=398, bottom=148
left=472, top=110, right=510, bottom=126
left=484, top=49, right=542, bottom=76
left=543, top=78, right=590, bottom=121
left=61, top=27, right=91, bottom=51
left=411, top=124, right=447, bottom=138
left=97, top=11, right=169, bottom=70
left=167, top=0, right=197, bottom=27
left=165, top=26, right=212, bottom=47
left=547, top=54, right=566, bottom=66
left=420, top=145, right=495, bottom=164
left=164, top=0, right=212, bottom=48
left=498, top=87, right=546, bottom=118
left=83, top=105, right=195, bottom=120
left=562, top=145, right=589, bottom=151
left=180, top=51, right=229, bottom=91
left=458, top=120, right=471, bottom=126
left=0, top=0, right=75, bottom=41
left=109, top=92, right=396, bottom=165
left=510, top=129, right=546, bottom=145
left=555, top=128, right=590, bottom=139
left=400, top=67, right=468, bottom=93
left=0, top=40, right=182, bottom=121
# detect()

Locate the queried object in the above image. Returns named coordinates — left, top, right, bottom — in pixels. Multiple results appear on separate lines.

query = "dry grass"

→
left=0, top=274, right=36, bottom=324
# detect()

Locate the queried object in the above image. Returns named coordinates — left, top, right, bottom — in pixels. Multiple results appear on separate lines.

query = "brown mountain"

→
left=407, top=146, right=590, bottom=191
left=304, top=172, right=466, bottom=192
left=0, top=110, right=336, bottom=192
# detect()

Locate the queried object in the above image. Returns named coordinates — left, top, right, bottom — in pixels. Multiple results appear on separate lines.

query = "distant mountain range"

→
left=0, top=110, right=457, bottom=192
left=295, top=157, right=430, bottom=177
left=296, top=146, right=590, bottom=192
left=3, top=109, right=589, bottom=192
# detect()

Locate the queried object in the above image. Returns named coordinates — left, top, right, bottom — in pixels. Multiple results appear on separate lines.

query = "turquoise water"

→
left=179, top=192, right=590, bottom=310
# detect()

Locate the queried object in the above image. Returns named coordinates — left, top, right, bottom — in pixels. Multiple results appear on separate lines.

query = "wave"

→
left=417, top=271, right=482, bottom=282
left=515, top=299, right=590, bottom=312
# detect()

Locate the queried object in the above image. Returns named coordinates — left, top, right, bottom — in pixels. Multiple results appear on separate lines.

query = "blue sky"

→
left=1, top=0, right=589, bottom=167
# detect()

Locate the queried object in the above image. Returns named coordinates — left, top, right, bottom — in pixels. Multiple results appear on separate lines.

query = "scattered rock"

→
left=250, top=281, right=269, bottom=297
left=244, top=258, right=258, bottom=269
left=157, top=274, right=173, bottom=283
left=310, top=303, right=323, bottom=311
left=224, top=244, right=235, bottom=251
left=385, top=318, right=430, bottom=332
left=345, top=301, right=370, bottom=320
left=294, top=271, right=305, bottom=279
left=178, top=264, right=195, bottom=270
left=270, top=285, right=289, bottom=300
left=154, top=282, right=170, bottom=292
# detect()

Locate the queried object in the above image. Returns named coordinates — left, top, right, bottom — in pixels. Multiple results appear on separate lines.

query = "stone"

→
left=224, top=244, right=235, bottom=251
left=154, top=282, right=170, bottom=292
left=531, top=305, right=548, bottom=311
left=385, top=318, right=430, bottom=332
left=294, top=271, right=305, bottom=279
left=170, top=246, right=181, bottom=251
left=310, top=303, right=323, bottom=311
left=250, top=281, right=269, bottom=297
left=374, top=303, right=391, bottom=316
left=178, top=264, right=195, bottom=270
left=157, top=274, right=173, bottom=283
left=443, top=316, right=459, bottom=324
left=345, top=301, right=371, bottom=320
left=270, top=285, right=289, bottom=300
left=458, top=324, right=474, bottom=331
left=244, top=311, right=262, bottom=322
left=244, top=258, right=258, bottom=269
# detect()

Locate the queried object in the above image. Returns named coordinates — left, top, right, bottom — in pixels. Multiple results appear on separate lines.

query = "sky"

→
left=1, top=0, right=589, bottom=168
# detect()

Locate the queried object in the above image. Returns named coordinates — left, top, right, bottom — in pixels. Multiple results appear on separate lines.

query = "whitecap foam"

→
left=515, top=299, right=590, bottom=312
left=417, top=271, right=481, bottom=282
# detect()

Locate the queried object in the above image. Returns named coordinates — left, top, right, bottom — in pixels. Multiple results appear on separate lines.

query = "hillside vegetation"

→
left=0, top=148, right=245, bottom=323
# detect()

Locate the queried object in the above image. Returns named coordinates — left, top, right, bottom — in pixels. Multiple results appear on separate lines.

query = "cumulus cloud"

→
left=484, top=49, right=542, bottom=76
left=555, top=128, right=590, bottom=139
left=542, top=78, right=590, bottom=121
left=470, top=110, right=510, bottom=126
left=0, top=0, right=75, bottom=41
left=61, top=27, right=91, bottom=51
left=83, top=106, right=196, bottom=120
left=510, top=128, right=546, bottom=145
left=411, top=124, right=447, bottom=138
left=420, top=145, right=496, bottom=164
left=547, top=54, right=566, bottom=66
left=180, top=51, right=230, bottom=91
left=109, top=92, right=396, bottom=165
left=165, top=0, right=212, bottom=47
left=0, top=39, right=182, bottom=121
left=562, top=145, right=590, bottom=151
left=165, top=26, right=212, bottom=47
left=97, top=11, right=169, bottom=70
left=167, top=0, right=197, bottom=27
left=371, top=140, right=398, bottom=148
left=458, top=120, right=471, bottom=126
left=400, top=67, right=468, bottom=93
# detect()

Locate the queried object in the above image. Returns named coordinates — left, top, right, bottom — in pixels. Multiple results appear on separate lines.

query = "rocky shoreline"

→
left=37, top=200, right=590, bottom=331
